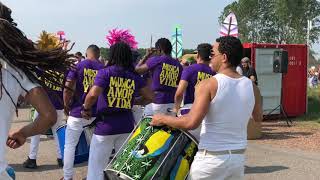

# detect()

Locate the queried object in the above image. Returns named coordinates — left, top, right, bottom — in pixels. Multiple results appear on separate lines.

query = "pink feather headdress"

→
left=106, top=28, right=138, bottom=49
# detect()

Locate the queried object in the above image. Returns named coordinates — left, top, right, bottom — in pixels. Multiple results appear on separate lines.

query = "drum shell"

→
left=105, top=117, right=198, bottom=180
left=56, top=124, right=90, bottom=164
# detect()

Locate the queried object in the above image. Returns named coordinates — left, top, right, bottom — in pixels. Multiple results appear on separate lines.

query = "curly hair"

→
left=216, top=36, right=243, bottom=67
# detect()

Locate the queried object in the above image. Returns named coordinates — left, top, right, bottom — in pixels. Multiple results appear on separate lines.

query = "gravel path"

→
left=255, top=121, right=320, bottom=152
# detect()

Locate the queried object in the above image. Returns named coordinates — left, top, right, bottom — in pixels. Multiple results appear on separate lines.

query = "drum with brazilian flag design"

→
left=104, top=117, right=198, bottom=180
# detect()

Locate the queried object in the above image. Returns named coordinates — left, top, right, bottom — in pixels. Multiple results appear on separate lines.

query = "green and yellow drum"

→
left=104, top=117, right=198, bottom=180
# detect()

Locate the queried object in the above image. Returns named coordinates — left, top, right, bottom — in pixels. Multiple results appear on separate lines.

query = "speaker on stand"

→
left=266, top=50, right=292, bottom=126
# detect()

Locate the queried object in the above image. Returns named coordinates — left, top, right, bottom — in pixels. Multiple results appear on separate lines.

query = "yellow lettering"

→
left=159, top=63, right=180, bottom=87
left=196, top=72, right=212, bottom=85
left=107, top=97, right=116, bottom=107
left=106, top=76, right=136, bottom=109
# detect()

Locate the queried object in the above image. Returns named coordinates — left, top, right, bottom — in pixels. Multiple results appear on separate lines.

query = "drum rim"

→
left=180, top=130, right=199, bottom=145
left=56, top=124, right=66, bottom=131
left=105, top=169, right=134, bottom=180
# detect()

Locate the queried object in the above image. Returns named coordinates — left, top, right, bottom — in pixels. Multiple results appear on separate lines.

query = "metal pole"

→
left=307, top=20, right=311, bottom=46
left=175, top=27, right=178, bottom=59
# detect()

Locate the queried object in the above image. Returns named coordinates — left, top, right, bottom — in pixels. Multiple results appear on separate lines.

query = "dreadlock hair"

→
left=0, top=2, right=74, bottom=114
left=107, top=42, right=134, bottom=71
left=155, top=38, right=172, bottom=55
left=216, top=36, right=243, bottom=68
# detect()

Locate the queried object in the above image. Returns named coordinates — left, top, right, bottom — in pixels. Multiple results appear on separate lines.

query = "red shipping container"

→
left=243, top=43, right=307, bottom=117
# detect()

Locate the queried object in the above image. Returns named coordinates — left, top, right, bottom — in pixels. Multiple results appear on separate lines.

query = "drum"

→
left=56, top=124, right=90, bottom=164
left=104, top=117, right=198, bottom=180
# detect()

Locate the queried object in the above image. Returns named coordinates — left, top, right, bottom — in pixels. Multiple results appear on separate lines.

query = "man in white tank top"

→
left=151, top=36, right=263, bottom=180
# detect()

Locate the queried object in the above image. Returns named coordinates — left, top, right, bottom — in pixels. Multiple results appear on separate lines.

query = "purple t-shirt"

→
left=146, top=55, right=183, bottom=104
left=181, top=63, right=215, bottom=104
left=37, top=70, right=65, bottom=110
left=93, top=65, right=146, bottom=135
left=67, top=59, right=104, bottom=118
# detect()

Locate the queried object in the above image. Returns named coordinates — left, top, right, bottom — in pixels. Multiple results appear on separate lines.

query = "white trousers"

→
left=87, top=134, right=129, bottom=180
left=187, top=152, right=245, bottom=180
left=29, top=110, right=64, bottom=159
left=143, top=103, right=174, bottom=116
left=63, top=116, right=94, bottom=180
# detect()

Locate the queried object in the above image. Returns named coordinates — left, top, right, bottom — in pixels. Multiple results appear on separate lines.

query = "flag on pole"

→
left=171, top=25, right=183, bottom=59
left=219, top=12, right=239, bottom=37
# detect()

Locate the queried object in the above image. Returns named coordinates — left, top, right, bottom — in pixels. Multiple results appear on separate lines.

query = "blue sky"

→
left=2, top=0, right=319, bottom=55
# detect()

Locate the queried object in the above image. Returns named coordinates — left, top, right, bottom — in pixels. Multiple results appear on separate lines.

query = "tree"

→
left=220, top=0, right=320, bottom=45
left=100, top=47, right=195, bottom=60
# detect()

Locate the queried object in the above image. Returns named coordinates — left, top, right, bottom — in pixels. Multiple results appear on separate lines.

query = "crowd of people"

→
left=308, top=66, right=320, bottom=88
left=0, top=2, right=263, bottom=180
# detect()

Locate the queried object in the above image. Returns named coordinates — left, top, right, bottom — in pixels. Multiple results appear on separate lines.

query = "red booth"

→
left=243, top=43, right=307, bottom=117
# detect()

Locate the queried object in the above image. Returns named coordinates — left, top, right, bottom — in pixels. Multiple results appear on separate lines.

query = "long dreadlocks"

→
left=0, top=2, right=74, bottom=113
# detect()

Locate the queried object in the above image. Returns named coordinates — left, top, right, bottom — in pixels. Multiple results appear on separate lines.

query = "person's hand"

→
left=81, top=110, right=92, bottom=120
left=143, top=48, right=157, bottom=60
left=150, top=114, right=166, bottom=126
left=145, top=48, right=155, bottom=57
left=6, top=130, right=27, bottom=149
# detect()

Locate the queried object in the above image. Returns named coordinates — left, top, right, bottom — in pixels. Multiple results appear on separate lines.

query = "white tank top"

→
left=198, top=73, right=255, bottom=151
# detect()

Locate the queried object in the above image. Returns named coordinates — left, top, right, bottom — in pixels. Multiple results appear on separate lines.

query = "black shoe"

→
left=23, top=157, right=37, bottom=169
left=57, top=158, right=63, bottom=167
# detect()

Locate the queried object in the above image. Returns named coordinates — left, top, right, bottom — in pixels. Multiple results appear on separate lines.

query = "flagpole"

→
left=228, top=17, right=232, bottom=35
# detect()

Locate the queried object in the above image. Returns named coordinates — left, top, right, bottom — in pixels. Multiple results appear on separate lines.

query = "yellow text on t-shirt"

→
left=107, top=76, right=135, bottom=109
left=159, top=63, right=180, bottom=87
left=83, top=68, right=98, bottom=93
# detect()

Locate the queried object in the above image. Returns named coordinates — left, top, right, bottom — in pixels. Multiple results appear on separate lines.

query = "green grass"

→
left=294, top=87, right=320, bottom=125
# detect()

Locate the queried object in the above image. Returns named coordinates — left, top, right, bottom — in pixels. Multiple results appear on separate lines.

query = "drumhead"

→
left=105, top=169, right=134, bottom=180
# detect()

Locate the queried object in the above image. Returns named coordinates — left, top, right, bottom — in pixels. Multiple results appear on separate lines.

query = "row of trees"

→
left=220, top=0, right=320, bottom=45
left=100, top=48, right=195, bottom=59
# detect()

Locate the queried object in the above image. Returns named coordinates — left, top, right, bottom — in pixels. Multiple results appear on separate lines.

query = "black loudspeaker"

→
left=273, top=50, right=288, bottom=73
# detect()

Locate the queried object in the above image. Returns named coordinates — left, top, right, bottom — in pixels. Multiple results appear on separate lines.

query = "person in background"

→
left=241, top=57, right=258, bottom=85
left=173, top=43, right=215, bottom=140
left=23, top=71, right=65, bottom=169
left=135, top=38, right=183, bottom=115
left=0, top=2, right=73, bottom=179
left=236, top=64, right=243, bottom=75
left=312, top=72, right=319, bottom=88
left=151, top=36, right=263, bottom=180
left=23, top=31, right=68, bottom=169
left=82, top=42, right=153, bottom=180
left=62, top=45, right=104, bottom=180
left=75, top=52, right=83, bottom=64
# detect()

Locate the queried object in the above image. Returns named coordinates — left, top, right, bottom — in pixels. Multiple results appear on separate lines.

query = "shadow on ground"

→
left=10, top=162, right=88, bottom=172
left=245, top=165, right=289, bottom=174
left=260, top=131, right=314, bottom=140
